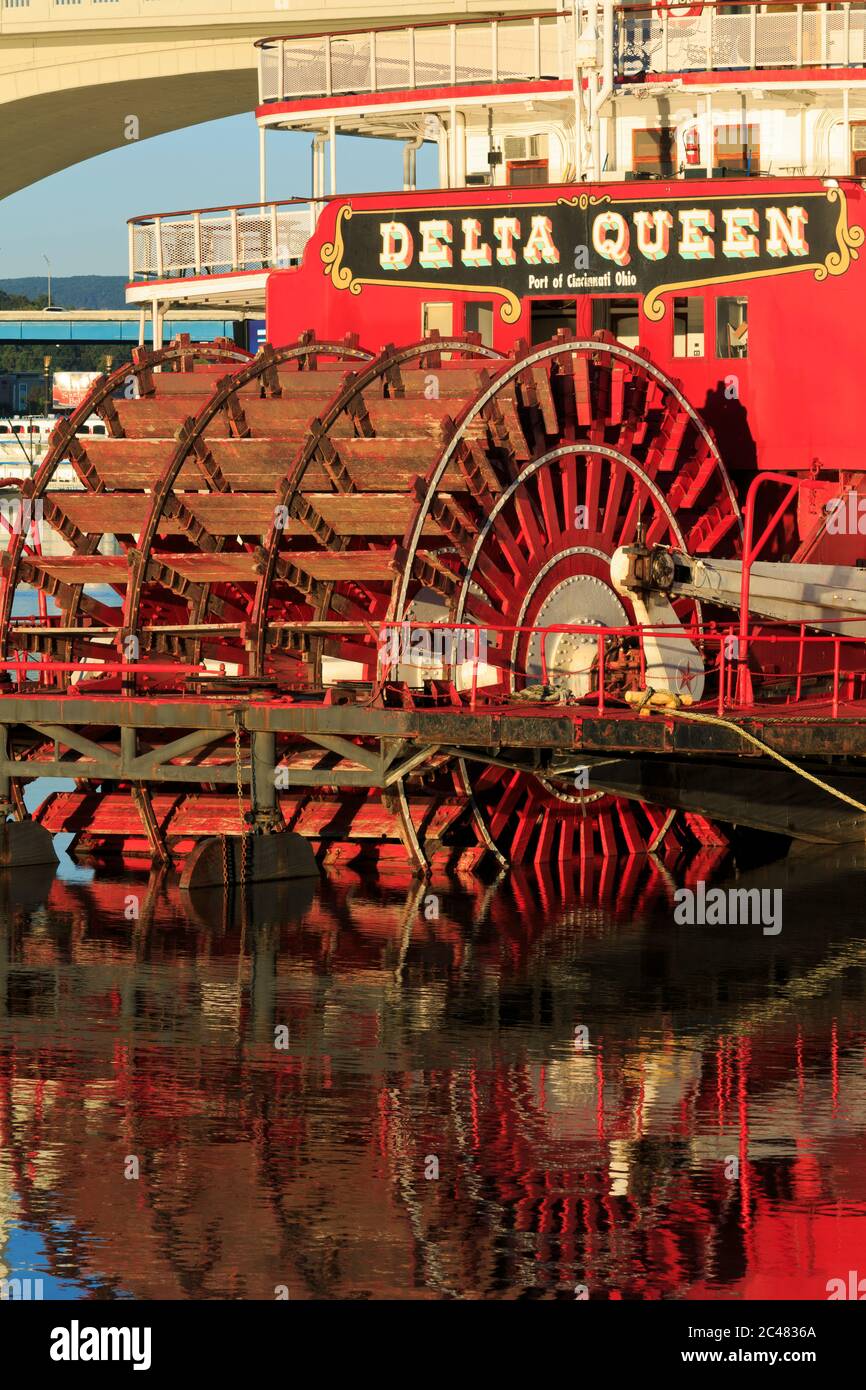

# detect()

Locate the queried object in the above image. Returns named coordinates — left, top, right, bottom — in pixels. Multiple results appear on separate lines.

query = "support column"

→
left=259, top=124, right=267, bottom=204
left=449, top=103, right=457, bottom=187
left=705, top=91, right=714, bottom=176
left=151, top=300, right=163, bottom=351
left=138, top=306, right=146, bottom=347
left=0, top=724, right=9, bottom=817
left=328, top=116, right=337, bottom=194
left=251, top=729, right=278, bottom=829
left=438, top=119, right=449, bottom=186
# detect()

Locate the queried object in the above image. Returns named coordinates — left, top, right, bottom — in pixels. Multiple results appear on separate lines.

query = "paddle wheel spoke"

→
left=394, top=333, right=742, bottom=865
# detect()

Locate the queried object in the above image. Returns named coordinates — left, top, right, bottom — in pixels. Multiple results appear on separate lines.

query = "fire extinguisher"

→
left=683, top=125, right=701, bottom=166
left=656, top=3, right=704, bottom=17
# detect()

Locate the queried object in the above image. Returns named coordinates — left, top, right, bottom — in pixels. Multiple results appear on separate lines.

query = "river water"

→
left=1, top=839, right=865, bottom=1300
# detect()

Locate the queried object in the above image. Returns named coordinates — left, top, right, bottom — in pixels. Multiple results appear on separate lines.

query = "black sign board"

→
left=321, top=187, right=863, bottom=322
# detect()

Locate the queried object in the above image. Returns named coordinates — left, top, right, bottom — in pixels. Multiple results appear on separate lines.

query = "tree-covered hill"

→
left=0, top=276, right=128, bottom=310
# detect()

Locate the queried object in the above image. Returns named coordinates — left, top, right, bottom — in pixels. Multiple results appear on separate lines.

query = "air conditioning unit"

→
left=502, top=134, right=548, bottom=161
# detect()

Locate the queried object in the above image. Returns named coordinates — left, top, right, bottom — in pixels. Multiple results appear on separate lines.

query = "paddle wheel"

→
left=0, top=328, right=746, bottom=869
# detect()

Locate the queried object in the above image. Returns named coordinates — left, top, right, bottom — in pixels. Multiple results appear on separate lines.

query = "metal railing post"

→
left=325, top=37, right=333, bottom=95
left=230, top=206, right=239, bottom=272
left=450, top=24, right=457, bottom=84
left=128, top=221, right=136, bottom=280
left=370, top=30, right=377, bottom=92
left=795, top=622, right=805, bottom=703
left=492, top=20, right=499, bottom=82
left=845, top=0, right=852, bottom=66
left=154, top=217, right=163, bottom=279
left=193, top=211, right=202, bottom=276
left=796, top=4, right=804, bottom=68
left=270, top=204, right=279, bottom=267
left=534, top=17, right=541, bottom=80
left=408, top=27, right=416, bottom=88
left=471, top=626, right=479, bottom=710
left=597, top=632, right=605, bottom=713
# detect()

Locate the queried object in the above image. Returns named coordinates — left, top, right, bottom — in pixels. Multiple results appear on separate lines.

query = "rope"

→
left=661, top=706, right=866, bottom=816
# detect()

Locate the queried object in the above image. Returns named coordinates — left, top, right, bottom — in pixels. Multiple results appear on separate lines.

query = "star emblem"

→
left=677, top=661, right=698, bottom=693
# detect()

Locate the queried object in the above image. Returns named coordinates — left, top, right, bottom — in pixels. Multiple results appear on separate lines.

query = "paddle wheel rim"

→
left=388, top=333, right=742, bottom=865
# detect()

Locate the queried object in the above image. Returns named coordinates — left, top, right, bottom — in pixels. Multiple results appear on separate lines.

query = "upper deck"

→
left=128, top=3, right=866, bottom=320
left=256, top=4, right=866, bottom=124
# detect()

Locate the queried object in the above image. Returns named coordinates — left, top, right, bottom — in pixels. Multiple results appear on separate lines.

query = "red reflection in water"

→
left=0, top=849, right=864, bottom=1299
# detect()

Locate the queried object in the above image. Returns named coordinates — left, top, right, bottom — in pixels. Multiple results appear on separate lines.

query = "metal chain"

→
left=233, top=712, right=245, bottom=827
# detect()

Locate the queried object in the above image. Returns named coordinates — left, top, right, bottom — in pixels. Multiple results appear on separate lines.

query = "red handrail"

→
left=254, top=10, right=571, bottom=50
left=128, top=196, right=312, bottom=227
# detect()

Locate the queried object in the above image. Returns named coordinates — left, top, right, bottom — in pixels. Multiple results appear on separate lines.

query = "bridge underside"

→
left=0, top=70, right=257, bottom=199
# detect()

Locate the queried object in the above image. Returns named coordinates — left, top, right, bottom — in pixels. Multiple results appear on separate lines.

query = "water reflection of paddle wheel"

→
left=4, top=333, right=738, bottom=869
left=3, top=856, right=866, bottom=1298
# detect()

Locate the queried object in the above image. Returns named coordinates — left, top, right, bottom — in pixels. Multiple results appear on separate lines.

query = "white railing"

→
left=619, top=2, right=866, bottom=80
left=128, top=200, right=316, bottom=281
left=257, top=13, right=575, bottom=104
left=257, top=4, right=866, bottom=108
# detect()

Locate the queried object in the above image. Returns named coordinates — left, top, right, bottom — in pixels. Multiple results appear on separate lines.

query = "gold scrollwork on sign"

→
left=555, top=193, right=612, bottom=211
left=644, top=188, right=863, bottom=321
left=814, top=184, right=864, bottom=281
left=320, top=205, right=360, bottom=294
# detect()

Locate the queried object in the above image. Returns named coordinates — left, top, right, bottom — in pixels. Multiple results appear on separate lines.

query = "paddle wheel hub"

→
left=527, top=574, right=628, bottom=698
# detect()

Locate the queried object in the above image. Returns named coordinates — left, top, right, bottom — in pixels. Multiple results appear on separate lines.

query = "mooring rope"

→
left=662, top=707, right=866, bottom=817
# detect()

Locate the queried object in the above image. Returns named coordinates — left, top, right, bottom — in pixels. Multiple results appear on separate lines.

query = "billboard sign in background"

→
left=52, top=371, right=101, bottom=411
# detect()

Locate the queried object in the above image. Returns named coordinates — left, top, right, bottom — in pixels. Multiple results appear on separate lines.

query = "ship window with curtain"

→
left=716, top=297, right=749, bottom=358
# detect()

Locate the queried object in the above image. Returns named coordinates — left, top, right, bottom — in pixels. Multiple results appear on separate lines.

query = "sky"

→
left=0, top=114, right=436, bottom=280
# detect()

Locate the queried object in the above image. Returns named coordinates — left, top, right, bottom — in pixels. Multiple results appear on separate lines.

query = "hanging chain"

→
left=233, top=712, right=245, bottom=827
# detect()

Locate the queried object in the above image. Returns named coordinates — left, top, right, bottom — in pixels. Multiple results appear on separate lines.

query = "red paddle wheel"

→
left=0, top=330, right=741, bottom=869
left=388, top=333, right=741, bottom=864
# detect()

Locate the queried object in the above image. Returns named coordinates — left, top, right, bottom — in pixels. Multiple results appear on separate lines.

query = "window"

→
left=714, top=123, right=760, bottom=176
left=592, top=297, right=640, bottom=348
left=422, top=303, right=454, bottom=339
left=673, top=297, right=705, bottom=358
left=716, top=297, right=748, bottom=358
left=530, top=299, right=576, bottom=344
left=632, top=128, right=676, bottom=178
left=507, top=159, right=549, bottom=187
left=464, top=301, right=494, bottom=348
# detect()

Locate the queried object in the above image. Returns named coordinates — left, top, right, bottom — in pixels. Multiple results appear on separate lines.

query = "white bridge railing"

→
left=257, top=4, right=866, bottom=107
left=128, top=200, right=316, bottom=281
